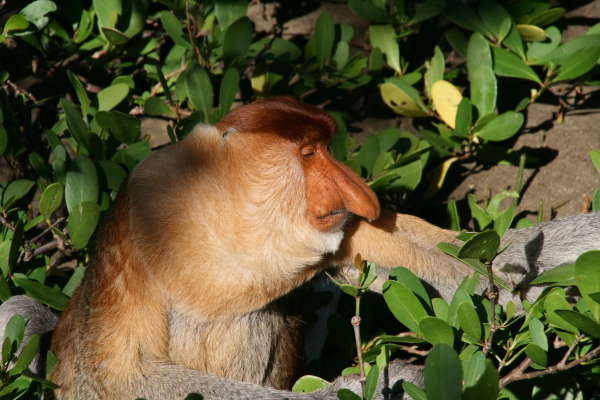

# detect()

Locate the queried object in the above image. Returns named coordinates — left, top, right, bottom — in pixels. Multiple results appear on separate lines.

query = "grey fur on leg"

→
left=0, top=295, right=57, bottom=376
left=495, top=212, right=600, bottom=304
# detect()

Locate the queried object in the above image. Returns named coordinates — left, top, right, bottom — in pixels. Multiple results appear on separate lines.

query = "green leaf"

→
left=102, top=27, right=130, bottom=45
left=13, top=277, right=69, bottom=310
left=425, top=46, right=445, bottom=98
left=62, top=266, right=86, bottom=297
left=28, top=153, right=52, bottom=183
left=479, top=1, right=512, bottom=43
left=348, top=0, right=396, bottom=24
left=445, top=28, right=468, bottom=58
left=144, top=97, right=173, bottom=117
left=39, top=183, right=64, bottom=219
left=383, top=281, right=428, bottom=335
left=10, top=335, right=40, bottom=375
left=19, top=1, right=56, bottom=30
left=457, top=303, right=482, bottom=340
left=4, top=314, right=25, bottom=349
left=493, top=206, right=514, bottom=238
left=591, top=149, right=600, bottom=172
left=340, top=284, right=359, bottom=297
left=65, top=155, right=99, bottom=213
left=527, top=26, right=561, bottom=62
left=2, top=180, right=35, bottom=209
left=476, top=111, right=524, bottom=141
left=96, top=160, right=127, bottom=192
left=419, top=317, right=454, bottom=346
left=445, top=4, right=491, bottom=37
left=314, top=12, right=335, bottom=69
left=493, top=47, right=541, bottom=83
left=370, top=25, right=401, bottom=74
left=575, top=250, right=600, bottom=323
left=462, top=351, right=485, bottom=388
left=528, top=8, right=566, bottom=27
left=530, top=264, right=574, bottom=285
left=0, top=125, right=7, bottom=157
left=356, top=135, right=380, bottom=176
left=7, top=220, right=23, bottom=272
left=457, top=230, right=500, bottom=263
left=223, top=17, right=253, bottom=68
left=594, top=188, right=600, bottom=213
left=160, top=11, right=191, bottom=50
left=337, top=388, right=362, bottom=400
left=447, top=200, right=461, bottom=232
left=467, top=32, right=492, bottom=76
left=554, top=47, right=600, bottom=81
left=95, top=111, right=141, bottom=145
left=291, top=375, right=329, bottom=393
left=365, top=364, right=379, bottom=400
left=220, top=68, right=239, bottom=116
left=4, top=15, right=30, bottom=33
left=60, top=98, right=91, bottom=152
left=95, top=83, right=129, bottom=111
left=185, top=61, right=213, bottom=118
left=470, top=64, right=497, bottom=118
left=425, top=344, right=463, bottom=400
left=0, top=275, right=10, bottom=302
left=68, top=201, right=100, bottom=249
left=536, top=34, right=600, bottom=65
left=525, top=343, right=547, bottom=367
left=402, top=382, right=426, bottom=400
left=455, top=98, right=472, bottom=136
left=389, top=267, right=432, bottom=310
left=462, top=358, right=499, bottom=400
left=545, top=293, right=579, bottom=333
left=503, top=23, right=526, bottom=59
left=410, top=0, right=444, bottom=24
left=247, top=38, right=302, bottom=62
left=529, top=318, right=548, bottom=351
left=214, top=0, right=247, bottom=30
left=555, top=310, right=600, bottom=338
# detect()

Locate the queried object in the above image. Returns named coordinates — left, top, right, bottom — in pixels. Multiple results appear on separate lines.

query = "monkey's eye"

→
left=301, top=147, right=316, bottom=159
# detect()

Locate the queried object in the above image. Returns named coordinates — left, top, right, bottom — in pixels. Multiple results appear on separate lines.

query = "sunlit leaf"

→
left=380, top=82, right=429, bottom=117
left=476, top=111, right=524, bottom=141
left=470, top=64, right=497, bottom=118
left=517, top=24, right=548, bottom=42
left=370, top=25, right=401, bottom=74
left=432, top=80, right=462, bottom=128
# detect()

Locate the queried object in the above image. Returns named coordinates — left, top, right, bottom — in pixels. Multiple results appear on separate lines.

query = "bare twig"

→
left=0, top=214, right=16, bottom=232
left=248, top=30, right=281, bottom=66
left=499, top=344, right=600, bottom=390
left=482, top=262, right=498, bottom=356
left=351, top=315, right=366, bottom=397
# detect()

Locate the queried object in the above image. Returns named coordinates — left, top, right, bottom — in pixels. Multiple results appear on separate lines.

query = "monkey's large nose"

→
left=332, top=161, right=380, bottom=222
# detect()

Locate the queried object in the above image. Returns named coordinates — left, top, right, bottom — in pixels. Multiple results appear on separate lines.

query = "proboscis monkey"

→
left=0, top=97, right=599, bottom=400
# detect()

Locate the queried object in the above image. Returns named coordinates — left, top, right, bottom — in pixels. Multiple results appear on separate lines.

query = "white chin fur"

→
left=313, top=229, right=344, bottom=254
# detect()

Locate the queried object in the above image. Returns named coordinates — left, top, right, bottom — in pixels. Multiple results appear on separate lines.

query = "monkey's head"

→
left=215, top=97, right=380, bottom=233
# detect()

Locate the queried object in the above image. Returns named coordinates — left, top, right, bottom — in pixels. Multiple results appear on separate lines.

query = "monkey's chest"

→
left=166, top=292, right=305, bottom=389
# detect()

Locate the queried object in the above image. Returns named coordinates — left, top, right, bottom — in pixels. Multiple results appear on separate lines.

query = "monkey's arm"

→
left=327, top=209, right=480, bottom=300
left=329, top=210, right=600, bottom=305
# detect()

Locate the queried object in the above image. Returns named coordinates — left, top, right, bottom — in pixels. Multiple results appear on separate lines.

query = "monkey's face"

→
left=215, top=97, right=380, bottom=235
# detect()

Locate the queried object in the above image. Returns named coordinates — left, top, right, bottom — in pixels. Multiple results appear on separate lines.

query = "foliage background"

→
left=0, top=0, right=600, bottom=399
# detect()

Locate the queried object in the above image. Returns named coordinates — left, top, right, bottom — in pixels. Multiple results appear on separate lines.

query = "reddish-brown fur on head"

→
left=217, top=96, right=380, bottom=231
left=216, top=96, right=337, bottom=143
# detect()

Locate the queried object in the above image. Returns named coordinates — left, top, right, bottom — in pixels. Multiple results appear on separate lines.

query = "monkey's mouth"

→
left=317, top=208, right=348, bottom=229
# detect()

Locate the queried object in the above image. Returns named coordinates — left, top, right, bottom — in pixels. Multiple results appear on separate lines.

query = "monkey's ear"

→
left=220, top=127, right=236, bottom=138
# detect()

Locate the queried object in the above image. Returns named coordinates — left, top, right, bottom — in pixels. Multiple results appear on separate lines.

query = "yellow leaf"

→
left=431, top=80, right=463, bottom=129
left=354, top=253, right=364, bottom=272
left=517, top=25, right=548, bottom=42
left=424, top=157, right=458, bottom=198
left=380, top=82, right=430, bottom=117
left=251, top=62, right=269, bottom=98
